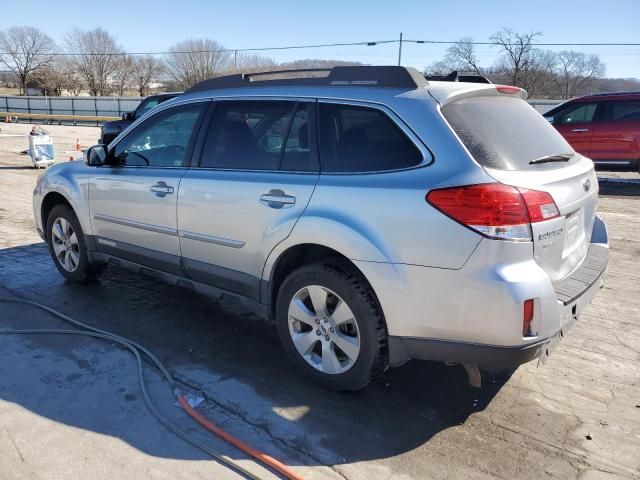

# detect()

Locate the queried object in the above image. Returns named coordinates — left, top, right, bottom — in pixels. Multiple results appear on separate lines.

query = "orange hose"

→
left=178, top=395, right=305, bottom=480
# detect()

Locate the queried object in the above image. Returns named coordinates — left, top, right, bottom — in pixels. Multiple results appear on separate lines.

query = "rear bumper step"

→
left=553, top=241, right=609, bottom=305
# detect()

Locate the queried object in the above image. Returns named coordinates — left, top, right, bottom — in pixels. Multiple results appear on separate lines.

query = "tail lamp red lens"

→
left=426, top=183, right=560, bottom=241
left=523, top=299, right=534, bottom=336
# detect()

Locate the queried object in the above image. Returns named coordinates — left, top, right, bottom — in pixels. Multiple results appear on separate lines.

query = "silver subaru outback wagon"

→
left=33, top=66, right=608, bottom=391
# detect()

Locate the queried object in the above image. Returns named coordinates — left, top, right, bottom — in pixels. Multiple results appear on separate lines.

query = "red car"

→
left=544, top=92, right=640, bottom=172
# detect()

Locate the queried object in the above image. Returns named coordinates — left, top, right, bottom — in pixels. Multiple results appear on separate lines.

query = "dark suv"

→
left=100, top=92, right=180, bottom=145
left=544, top=92, right=640, bottom=172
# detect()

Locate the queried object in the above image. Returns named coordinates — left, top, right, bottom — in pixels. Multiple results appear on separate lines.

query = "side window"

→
left=606, top=101, right=640, bottom=122
left=201, top=100, right=315, bottom=171
left=113, top=103, right=204, bottom=167
left=556, top=103, right=598, bottom=124
left=318, top=103, right=422, bottom=173
left=282, top=103, right=315, bottom=172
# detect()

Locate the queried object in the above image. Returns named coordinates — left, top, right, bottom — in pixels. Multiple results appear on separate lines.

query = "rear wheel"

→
left=275, top=260, right=387, bottom=391
left=46, top=204, right=102, bottom=282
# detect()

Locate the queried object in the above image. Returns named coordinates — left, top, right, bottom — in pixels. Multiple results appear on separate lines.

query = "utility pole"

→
left=397, top=32, right=403, bottom=66
left=234, top=50, right=238, bottom=70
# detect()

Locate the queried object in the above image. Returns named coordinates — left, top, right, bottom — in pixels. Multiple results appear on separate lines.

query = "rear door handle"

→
left=150, top=181, right=174, bottom=197
left=571, top=128, right=590, bottom=132
left=260, top=189, right=295, bottom=208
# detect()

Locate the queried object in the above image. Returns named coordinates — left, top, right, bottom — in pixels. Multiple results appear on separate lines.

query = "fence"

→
left=0, top=95, right=143, bottom=125
left=528, top=99, right=564, bottom=114
left=0, top=94, right=564, bottom=126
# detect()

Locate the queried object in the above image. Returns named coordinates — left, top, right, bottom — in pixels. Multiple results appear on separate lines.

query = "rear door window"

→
left=605, top=100, right=640, bottom=122
left=201, top=100, right=317, bottom=171
left=441, top=96, right=577, bottom=171
left=318, top=103, right=422, bottom=173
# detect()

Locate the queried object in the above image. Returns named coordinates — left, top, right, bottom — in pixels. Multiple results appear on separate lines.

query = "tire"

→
left=275, top=259, right=387, bottom=391
left=46, top=204, right=102, bottom=282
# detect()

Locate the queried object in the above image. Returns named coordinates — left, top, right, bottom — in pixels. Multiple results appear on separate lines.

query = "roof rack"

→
left=185, top=66, right=428, bottom=93
left=425, top=70, right=492, bottom=84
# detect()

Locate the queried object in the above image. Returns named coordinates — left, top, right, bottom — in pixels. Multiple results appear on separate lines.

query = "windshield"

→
left=441, top=96, right=576, bottom=171
left=134, top=98, right=161, bottom=119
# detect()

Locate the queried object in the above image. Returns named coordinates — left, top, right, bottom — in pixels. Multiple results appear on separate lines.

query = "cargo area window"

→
left=318, top=103, right=422, bottom=173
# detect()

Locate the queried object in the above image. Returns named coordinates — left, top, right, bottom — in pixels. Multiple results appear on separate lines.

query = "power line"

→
left=0, top=38, right=638, bottom=57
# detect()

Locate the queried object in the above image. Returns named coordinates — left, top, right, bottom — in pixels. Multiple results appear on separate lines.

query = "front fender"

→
left=34, top=162, right=93, bottom=238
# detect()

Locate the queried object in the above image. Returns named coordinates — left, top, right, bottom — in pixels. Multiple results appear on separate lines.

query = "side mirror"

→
left=86, top=144, right=109, bottom=166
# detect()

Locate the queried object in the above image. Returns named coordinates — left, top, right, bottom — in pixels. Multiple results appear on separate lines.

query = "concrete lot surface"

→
left=0, top=123, right=639, bottom=479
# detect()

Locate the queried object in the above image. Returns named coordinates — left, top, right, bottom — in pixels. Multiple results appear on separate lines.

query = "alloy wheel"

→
left=287, top=285, right=361, bottom=374
left=51, top=217, right=80, bottom=272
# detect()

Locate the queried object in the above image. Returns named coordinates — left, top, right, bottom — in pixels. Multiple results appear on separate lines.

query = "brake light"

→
left=523, top=299, right=534, bottom=336
left=426, top=183, right=560, bottom=241
left=496, top=85, right=521, bottom=94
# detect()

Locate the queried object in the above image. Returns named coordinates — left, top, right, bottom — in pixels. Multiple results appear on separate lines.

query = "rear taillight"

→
left=426, top=183, right=560, bottom=241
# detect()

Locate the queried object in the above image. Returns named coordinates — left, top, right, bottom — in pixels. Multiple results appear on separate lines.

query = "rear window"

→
left=441, top=96, right=576, bottom=171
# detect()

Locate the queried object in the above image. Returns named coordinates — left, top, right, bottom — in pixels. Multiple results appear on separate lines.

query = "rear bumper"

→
left=388, top=243, right=607, bottom=368
left=375, top=215, right=609, bottom=369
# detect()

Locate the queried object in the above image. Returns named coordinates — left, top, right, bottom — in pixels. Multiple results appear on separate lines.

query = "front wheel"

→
left=275, top=260, right=387, bottom=391
left=46, top=204, right=101, bottom=282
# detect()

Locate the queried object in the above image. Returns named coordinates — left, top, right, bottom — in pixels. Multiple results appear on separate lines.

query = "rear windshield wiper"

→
left=529, top=153, right=574, bottom=165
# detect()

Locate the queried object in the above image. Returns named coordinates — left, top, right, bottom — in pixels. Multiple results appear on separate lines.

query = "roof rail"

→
left=425, top=70, right=492, bottom=84
left=585, top=91, right=640, bottom=97
left=185, top=66, right=428, bottom=93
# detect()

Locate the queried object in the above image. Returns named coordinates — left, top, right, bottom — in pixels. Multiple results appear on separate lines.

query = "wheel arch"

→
left=41, top=191, right=74, bottom=236
left=262, top=243, right=385, bottom=320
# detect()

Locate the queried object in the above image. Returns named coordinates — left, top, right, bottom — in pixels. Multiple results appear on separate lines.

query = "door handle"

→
left=260, top=189, right=295, bottom=208
left=571, top=128, right=590, bottom=132
left=150, top=181, right=174, bottom=197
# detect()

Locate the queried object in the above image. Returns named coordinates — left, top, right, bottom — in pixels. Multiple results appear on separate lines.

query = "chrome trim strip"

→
left=94, top=213, right=177, bottom=236
left=593, top=160, right=632, bottom=165
left=179, top=230, right=245, bottom=249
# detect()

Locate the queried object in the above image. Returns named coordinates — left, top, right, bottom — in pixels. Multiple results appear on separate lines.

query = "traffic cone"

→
left=76, top=139, right=81, bottom=151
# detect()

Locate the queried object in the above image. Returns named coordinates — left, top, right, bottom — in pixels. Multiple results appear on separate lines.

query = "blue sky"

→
left=2, top=0, right=639, bottom=78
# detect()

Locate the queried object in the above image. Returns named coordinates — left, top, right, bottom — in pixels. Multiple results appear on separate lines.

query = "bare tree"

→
left=165, top=38, right=230, bottom=89
left=32, top=56, right=85, bottom=96
left=113, top=55, right=135, bottom=96
left=553, top=51, right=605, bottom=99
left=490, top=28, right=542, bottom=86
left=425, top=38, right=482, bottom=76
left=231, top=53, right=277, bottom=73
left=65, top=28, right=123, bottom=96
left=132, top=55, right=164, bottom=96
left=0, top=26, right=57, bottom=95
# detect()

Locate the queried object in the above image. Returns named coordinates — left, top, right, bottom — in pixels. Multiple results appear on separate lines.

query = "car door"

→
left=590, top=99, right=640, bottom=164
left=89, top=101, right=207, bottom=276
left=551, top=102, right=602, bottom=157
left=177, top=99, right=319, bottom=300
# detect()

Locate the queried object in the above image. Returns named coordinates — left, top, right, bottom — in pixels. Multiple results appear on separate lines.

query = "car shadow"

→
left=598, top=176, right=640, bottom=196
left=0, top=241, right=511, bottom=469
